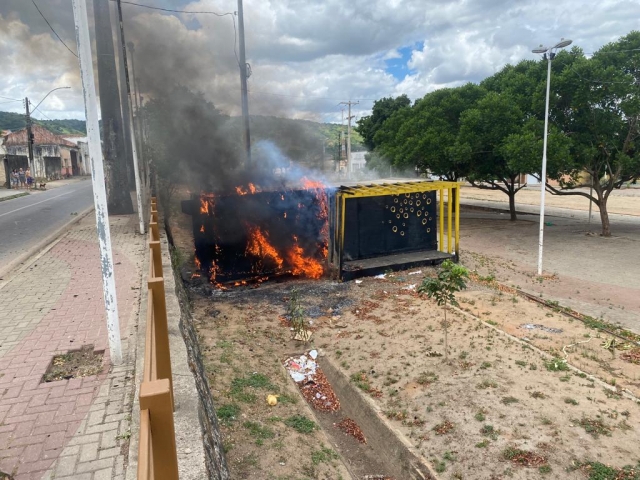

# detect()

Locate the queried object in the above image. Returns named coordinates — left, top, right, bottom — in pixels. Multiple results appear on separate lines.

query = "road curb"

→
left=0, top=192, right=29, bottom=202
left=0, top=205, right=95, bottom=283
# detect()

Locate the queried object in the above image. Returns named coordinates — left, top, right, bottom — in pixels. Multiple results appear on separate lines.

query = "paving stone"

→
left=0, top=215, right=143, bottom=479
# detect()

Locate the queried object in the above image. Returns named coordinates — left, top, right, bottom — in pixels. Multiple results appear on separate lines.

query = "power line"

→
left=117, top=0, right=234, bottom=16
left=0, top=99, right=22, bottom=105
left=568, top=66, right=637, bottom=85
left=31, top=0, right=78, bottom=58
left=248, top=89, right=376, bottom=102
left=0, top=95, right=21, bottom=102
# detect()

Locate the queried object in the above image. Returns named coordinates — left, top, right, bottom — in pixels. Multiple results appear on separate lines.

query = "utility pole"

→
left=127, top=42, right=147, bottom=194
left=93, top=0, right=133, bottom=214
left=72, top=0, right=122, bottom=365
left=339, top=101, right=358, bottom=180
left=115, top=0, right=145, bottom=234
left=24, top=98, right=34, bottom=175
left=237, top=0, right=251, bottom=165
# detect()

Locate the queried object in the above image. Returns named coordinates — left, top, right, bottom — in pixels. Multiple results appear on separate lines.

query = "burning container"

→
left=183, top=180, right=461, bottom=285
left=183, top=181, right=330, bottom=285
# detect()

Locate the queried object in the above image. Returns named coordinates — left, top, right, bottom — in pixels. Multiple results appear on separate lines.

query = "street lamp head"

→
left=532, top=46, right=548, bottom=54
left=554, top=39, right=573, bottom=49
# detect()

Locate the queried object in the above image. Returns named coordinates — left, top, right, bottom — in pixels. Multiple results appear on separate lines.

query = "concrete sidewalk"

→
left=0, top=214, right=144, bottom=479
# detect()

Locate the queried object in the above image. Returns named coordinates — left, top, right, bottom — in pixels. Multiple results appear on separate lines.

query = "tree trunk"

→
left=508, top=189, right=517, bottom=221
left=93, top=0, right=133, bottom=214
left=599, top=197, right=611, bottom=237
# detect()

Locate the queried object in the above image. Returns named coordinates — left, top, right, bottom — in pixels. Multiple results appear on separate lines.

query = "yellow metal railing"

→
left=138, top=196, right=179, bottom=480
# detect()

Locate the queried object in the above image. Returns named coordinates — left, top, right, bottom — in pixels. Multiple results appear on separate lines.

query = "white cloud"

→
left=0, top=0, right=638, bottom=123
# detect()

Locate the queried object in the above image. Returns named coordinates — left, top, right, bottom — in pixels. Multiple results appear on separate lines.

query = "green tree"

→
left=376, top=84, right=486, bottom=180
left=355, top=95, right=411, bottom=151
left=419, top=260, right=469, bottom=361
left=546, top=33, right=640, bottom=236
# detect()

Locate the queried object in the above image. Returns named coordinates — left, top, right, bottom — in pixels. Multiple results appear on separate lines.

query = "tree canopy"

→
left=358, top=30, right=640, bottom=234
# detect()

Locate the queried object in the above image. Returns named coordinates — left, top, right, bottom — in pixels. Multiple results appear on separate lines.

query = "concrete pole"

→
left=72, top=0, right=122, bottom=365
left=237, top=0, right=251, bottom=165
left=115, top=0, right=145, bottom=234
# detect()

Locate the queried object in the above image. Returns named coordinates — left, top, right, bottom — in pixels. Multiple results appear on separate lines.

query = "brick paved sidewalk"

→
left=0, top=214, right=145, bottom=480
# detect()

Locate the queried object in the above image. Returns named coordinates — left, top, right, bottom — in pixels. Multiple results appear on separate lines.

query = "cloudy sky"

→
left=0, top=0, right=638, bottom=123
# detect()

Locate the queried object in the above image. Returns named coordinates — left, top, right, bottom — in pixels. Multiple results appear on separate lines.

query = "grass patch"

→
left=217, top=404, right=240, bottom=425
left=417, top=371, right=439, bottom=385
left=564, top=397, right=579, bottom=405
left=574, top=417, right=612, bottom=438
left=230, top=373, right=274, bottom=403
left=477, top=379, right=498, bottom=389
left=501, top=396, right=519, bottom=405
left=475, top=439, right=490, bottom=448
left=243, top=421, right=275, bottom=445
left=311, top=446, right=339, bottom=465
left=580, top=461, right=640, bottom=480
left=480, top=424, right=499, bottom=440
left=475, top=410, right=486, bottom=422
left=545, top=357, right=570, bottom=371
left=284, top=415, right=318, bottom=434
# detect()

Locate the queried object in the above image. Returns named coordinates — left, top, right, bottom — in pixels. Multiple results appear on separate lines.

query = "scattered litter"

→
left=363, top=476, right=395, bottom=480
left=284, top=351, right=340, bottom=412
left=374, top=274, right=386, bottom=279
left=334, top=418, right=366, bottom=444
left=408, top=270, right=422, bottom=275
left=293, top=329, right=313, bottom=342
left=621, top=348, right=640, bottom=365
left=519, top=323, right=563, bottom=334
left=562, top=334, right=593, bottom=360
left=355, top=279, right=363, bottom=284
left=266, top=394, right=279, bottom=406
left=403, top=284, right=416, bottom=291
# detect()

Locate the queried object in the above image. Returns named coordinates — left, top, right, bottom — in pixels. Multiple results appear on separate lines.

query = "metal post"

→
left=237, top=0, right=251, bottom=165
left=537, top=56, right=552, bottom=276
left=72, top=0, right=122, bottom=365
left=25, top=98, right=34, bottom=175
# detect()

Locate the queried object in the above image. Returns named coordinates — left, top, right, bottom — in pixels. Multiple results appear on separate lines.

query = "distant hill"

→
left=0, top=111, right=86, bottom=136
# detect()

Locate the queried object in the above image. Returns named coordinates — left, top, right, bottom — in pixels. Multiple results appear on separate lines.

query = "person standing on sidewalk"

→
left=18, top=168, right=26, bottom=189
left=25, top=167, right=33, bottom=191
left=11, top=169, right=18, bottom=188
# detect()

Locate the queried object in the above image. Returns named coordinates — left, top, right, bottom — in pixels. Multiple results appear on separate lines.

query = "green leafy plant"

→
left=419, top=260, right=469, bottom=360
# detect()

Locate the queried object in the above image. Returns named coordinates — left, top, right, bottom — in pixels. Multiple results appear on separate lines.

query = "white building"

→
left=350, top=151, right=367, bottom=173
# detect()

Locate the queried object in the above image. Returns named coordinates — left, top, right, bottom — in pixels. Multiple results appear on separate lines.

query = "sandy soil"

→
left=167, top=186, right=640, bottom=480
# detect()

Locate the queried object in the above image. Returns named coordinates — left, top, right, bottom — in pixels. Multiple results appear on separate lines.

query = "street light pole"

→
left=25, top=86, right=71, bottom=178
left=532, top=38, right=572, bottom=276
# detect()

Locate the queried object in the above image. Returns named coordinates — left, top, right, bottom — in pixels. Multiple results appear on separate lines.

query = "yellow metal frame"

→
left=333, top=181, right=461, bottom=265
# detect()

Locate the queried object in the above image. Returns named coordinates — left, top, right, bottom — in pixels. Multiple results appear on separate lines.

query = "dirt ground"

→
left=167, top=188, right=640, bottom=480
left=459, top=184, right=640, bottom=217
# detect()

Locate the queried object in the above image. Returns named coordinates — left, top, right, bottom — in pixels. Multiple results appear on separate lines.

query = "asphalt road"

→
left=0, top=180, right=94, bottom=270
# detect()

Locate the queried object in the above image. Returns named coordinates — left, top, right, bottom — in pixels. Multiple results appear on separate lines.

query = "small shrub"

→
left=545, top=357, right=570, bottom=372
left=564, top=398, right=579, bottom=406
left=475, top=411, right=486, bottom=422
left=501, top=396, right=519, bottom=405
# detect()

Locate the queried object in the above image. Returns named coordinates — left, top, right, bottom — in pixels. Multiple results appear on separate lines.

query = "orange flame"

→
left=200, top=198, right=209, bottom=214
left=194, top=255, right=202, bottom=270
left=300, top=177, right=325, bottom=190
left=200, top=225, right=205, bottom=233
left=209, top=262, right=220, bottom=282
left=246, top=226, right=284, bottom=269
left=235, top=183, right=259, bottom=196
left=287, top=237, right=324, bottom=279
